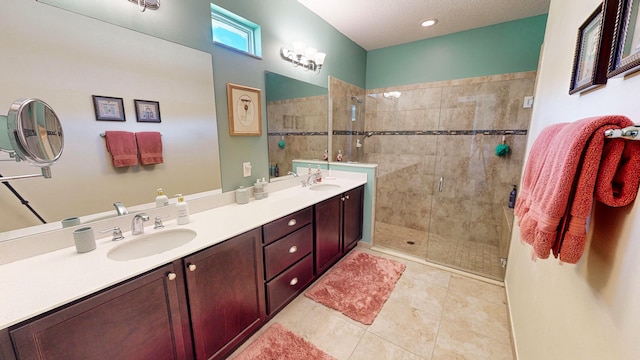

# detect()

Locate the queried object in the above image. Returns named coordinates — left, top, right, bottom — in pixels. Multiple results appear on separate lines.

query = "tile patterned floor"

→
left=229, top=248, right=514, bottom=360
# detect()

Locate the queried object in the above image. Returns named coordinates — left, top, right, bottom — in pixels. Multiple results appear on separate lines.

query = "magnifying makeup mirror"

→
left=0, top=98, right=63, bottom=180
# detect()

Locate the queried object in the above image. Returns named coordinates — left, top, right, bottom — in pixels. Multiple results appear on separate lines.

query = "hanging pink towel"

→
left=104, top=131, right=138, bottom=168
left=515, top=115, right=640, bottom=263
left=135, top=131, right=163, bottom=165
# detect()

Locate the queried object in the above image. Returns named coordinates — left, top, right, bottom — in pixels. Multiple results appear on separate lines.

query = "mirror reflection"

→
left=265, top=71, right=328, bottom=178
left=0, top=1, right=222, bottom=237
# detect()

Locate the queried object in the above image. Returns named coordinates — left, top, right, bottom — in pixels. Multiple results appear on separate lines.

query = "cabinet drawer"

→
left=266, top=254, right=313, bottom=315
left=264, top=224, right=313, bottom=280
left=263, top=207, right=312, bottom=245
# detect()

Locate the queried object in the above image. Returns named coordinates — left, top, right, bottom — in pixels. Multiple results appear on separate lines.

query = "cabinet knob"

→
left=187, top=263, right=197, bottom=272
left=288, top=245, right=298, bottom=254
left=167, top=272, right=177, bottom=281
left=345, top=195, right=350, bottom=200
left=287, top=219, right=297, bottom=226
left=289, top=277, right=299, bottom=286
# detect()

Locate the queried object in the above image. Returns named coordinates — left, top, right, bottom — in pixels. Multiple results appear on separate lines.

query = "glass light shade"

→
left=292, top=41, right=306, bottom=56
left=315, top=52, right=326, bottom=66
left=305, top=47, right=317, bottom=60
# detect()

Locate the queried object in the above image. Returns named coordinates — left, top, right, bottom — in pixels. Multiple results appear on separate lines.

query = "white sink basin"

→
left=309, top=183, right=341, bottom=191
left=107, top=228, right=197, bottom=261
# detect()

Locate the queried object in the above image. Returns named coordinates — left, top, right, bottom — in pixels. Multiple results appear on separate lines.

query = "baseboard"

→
left=504, top=280, right=519, bottom=360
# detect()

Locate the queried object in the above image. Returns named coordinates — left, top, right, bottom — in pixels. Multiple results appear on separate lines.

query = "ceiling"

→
left=298, top=0, right=550, bottom=51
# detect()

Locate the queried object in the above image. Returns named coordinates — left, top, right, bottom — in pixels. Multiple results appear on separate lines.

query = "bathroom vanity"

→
left=0, top=176, right=366, bottom=360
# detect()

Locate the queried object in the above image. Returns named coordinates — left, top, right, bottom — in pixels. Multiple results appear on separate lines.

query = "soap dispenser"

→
left=316, top=165, right=322, bottom=183
left=155, top=188, right=169, bottom=207
left=508, top=185, right=517, bottom=209
left=175, top=194, right=190, bottom=224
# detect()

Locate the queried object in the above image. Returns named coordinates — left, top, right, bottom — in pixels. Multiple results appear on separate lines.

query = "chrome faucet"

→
left=287, top=171, right=299, bottom=177
left=131, top=213, right=150, bottom=235
left=114, top=202, right=128, bottom=216
left=303, top=173, right=319, bottom=187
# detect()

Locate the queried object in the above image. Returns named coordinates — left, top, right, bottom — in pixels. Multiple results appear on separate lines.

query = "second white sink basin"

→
left=107, top=228, right=197, bottom=261
left=309, top=183, right=341, bottom=191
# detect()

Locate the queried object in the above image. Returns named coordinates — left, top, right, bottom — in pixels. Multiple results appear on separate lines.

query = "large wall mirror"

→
left=265, top=71, right=329, bottom=177
left=0, top=2, right=222, bottom=237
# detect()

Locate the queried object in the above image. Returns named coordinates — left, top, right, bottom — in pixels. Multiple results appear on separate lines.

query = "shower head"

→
left=360, top=132, right=374, bottom=141
left=351, top=96, right=363, bottom=103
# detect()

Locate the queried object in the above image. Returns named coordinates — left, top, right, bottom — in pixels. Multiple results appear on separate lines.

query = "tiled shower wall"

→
left=365, top=71, right=535, bottom=279
left=267, top=95, right=328, bottom=176
left=330, top=76, right=366, bottom=163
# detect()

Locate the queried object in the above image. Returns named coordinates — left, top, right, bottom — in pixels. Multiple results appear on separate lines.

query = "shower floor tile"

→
left=374, top=222, right=505, bottom=280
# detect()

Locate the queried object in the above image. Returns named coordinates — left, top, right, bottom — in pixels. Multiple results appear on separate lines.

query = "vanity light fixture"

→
left=280, top=42, right=327, bottom=73
left=128, top=0, right=160, bottom=12
left=420, top=18, right=438, bottom=27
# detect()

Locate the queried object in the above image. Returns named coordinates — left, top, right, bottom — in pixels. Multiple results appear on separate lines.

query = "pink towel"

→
left=135, top=131, right=163, bottom=165
left=104, top=131, right=138, bottom=168
left=515, top=115, right=640, bottom=263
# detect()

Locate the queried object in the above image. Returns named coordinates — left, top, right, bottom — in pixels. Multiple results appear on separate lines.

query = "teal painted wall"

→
left=366, top=15, right=548, bottom=89
left=265, top=72, right=327, bottom=102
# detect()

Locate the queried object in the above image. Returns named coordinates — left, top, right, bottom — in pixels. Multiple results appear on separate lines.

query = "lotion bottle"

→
left=175, top=194, right=190, bottom=224
left=155, top=188, right=169, bottom=207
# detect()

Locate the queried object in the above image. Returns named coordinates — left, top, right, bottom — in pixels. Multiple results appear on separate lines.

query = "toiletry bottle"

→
left=155, top=188, right=169, bottom=207
left=316, top=165, right=322, bottom=183
left=274, top=163, right=279, bottom=177
left=508, top=185, right=517, bottom=209
left=175, top=194, right=190, bottom=224
left=337, top=150, right=343, bottom=162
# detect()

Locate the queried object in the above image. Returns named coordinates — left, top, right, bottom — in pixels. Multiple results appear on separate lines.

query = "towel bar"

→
left=100, top=132, right=161, bottom=137
left=604, top=125, right=640, bottom=140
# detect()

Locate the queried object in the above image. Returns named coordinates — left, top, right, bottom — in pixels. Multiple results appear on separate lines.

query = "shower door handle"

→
left=439, top=177, right=444, bottom=192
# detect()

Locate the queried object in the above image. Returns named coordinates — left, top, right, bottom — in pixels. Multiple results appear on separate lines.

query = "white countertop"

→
left=0, top=176, right=366, bottom=329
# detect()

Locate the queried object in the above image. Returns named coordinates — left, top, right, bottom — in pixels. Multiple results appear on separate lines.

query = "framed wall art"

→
left=569, top=3, right=617, bottom=94
left=134, top=99, right=161, bottom=123
left=92, top=95, right=126, bottom=121
left=608, top=0, right=640, bottom=77
left=227, top=83, right=262, bottom=136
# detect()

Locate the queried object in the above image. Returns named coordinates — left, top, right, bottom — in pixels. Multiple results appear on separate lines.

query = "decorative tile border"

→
left=268, top=131, right=329, bottom=136
left=333, top=129, right=528, bottom=136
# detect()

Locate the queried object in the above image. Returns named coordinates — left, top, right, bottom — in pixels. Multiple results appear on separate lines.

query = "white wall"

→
left=506, top=1, right=640, bottom=359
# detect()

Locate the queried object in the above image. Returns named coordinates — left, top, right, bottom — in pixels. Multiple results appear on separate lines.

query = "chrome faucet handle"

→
left=100, top=226, right=124, bottom=241
left=154, top=215, right=170, bottom=229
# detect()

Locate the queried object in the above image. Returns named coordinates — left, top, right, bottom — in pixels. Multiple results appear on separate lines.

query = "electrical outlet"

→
left=242, top=162, right=251, bottom=177
left=523, top=96, right=534, bottom=108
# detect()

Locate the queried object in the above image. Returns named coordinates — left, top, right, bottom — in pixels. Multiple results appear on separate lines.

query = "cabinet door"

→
left=183, top=228, right=265, bottom=360
left=343, top=185, right=364, bottom=252
left=10, top=262, right=191, bottom=360
left=315, top=195, right=342, bottom=275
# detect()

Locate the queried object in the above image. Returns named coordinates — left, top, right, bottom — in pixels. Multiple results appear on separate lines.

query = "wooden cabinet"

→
left=183, top=228, right=265, bottom=360
left=10, top=262, right=192, bottom=360
left=315, top=185, right=365, bottom=274
left=262, top=208, right=314, bottom=316
left=342, top=186, right=364, bottom=252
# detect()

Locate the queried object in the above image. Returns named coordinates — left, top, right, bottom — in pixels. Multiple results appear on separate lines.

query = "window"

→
left=211, top=4, right=262, bottom=57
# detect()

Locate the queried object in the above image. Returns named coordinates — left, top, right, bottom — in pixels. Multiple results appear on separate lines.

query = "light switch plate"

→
left=523, top=96, right=534, bottom=108
left=242, top=162, right=251, bottom=177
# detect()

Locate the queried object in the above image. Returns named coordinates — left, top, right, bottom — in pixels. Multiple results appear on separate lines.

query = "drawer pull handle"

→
left=287, top=219, right=297, bottom=226
left=167, top=272, right=177, bottom=281
left=289, top=277, right=299, bottom=286
left=288, top=246, right=298, bottom=254
left=188, top=263, right=197, bottom=272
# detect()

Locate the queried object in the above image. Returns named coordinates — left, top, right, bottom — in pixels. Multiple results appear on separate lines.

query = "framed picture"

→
left=92, top=95, right=126, bottom=121
left=227, top=83, right=262, bottom=136
left=134, top=99, right=161, bottom=123
left=608, top=0, right=640, bottom=77
left=569, top=4, right=617, bottom=94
